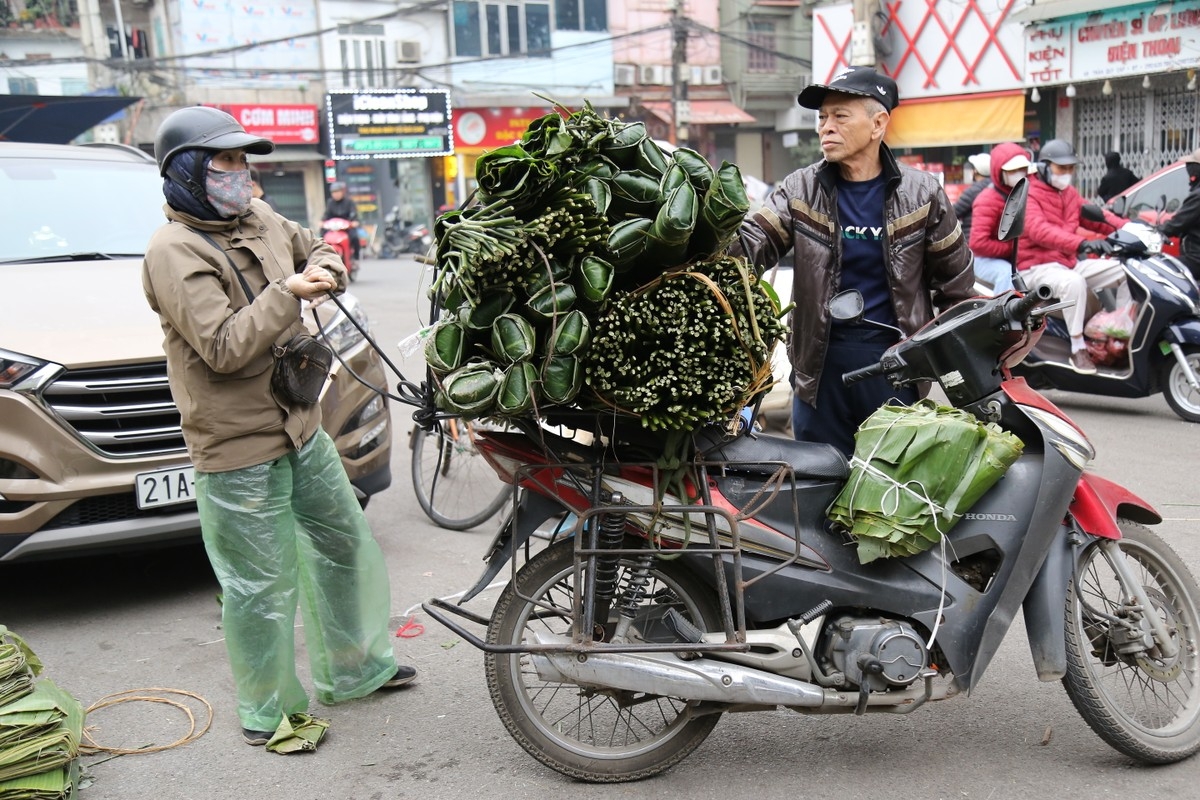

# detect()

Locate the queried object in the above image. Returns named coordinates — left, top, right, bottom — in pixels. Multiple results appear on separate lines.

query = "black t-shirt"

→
left=836, top=174, right=897, bottom=328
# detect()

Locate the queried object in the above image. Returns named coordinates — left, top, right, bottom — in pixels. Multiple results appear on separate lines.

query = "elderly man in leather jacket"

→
left=734, top=67, right=974, bottom=455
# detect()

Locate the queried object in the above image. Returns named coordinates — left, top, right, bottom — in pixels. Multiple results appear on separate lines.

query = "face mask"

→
left=1187, top=162, right=1200, bottom=186
left=1002, top=171, right=1024, bottom=188
left=206, top=168, right=253, bottom=218
left=1049, top=171, right=1073, bottom=191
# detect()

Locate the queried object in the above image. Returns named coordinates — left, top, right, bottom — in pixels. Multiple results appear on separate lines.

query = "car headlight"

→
left=0, top=349, right=49, bottom=391
left=317, top=295, right=371, bottom=354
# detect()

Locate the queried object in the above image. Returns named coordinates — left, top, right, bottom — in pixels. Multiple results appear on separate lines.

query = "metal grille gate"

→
left=1075, top=85, right=1200, bottom=200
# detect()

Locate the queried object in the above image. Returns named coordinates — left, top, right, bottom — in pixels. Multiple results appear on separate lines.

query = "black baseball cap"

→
left=798, top=66, right=900, bottom=112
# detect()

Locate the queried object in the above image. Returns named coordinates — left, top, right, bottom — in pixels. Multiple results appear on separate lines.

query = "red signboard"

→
left=454, top=106, right=552, bottom=153
left=210, top=104, right=321, bottom=145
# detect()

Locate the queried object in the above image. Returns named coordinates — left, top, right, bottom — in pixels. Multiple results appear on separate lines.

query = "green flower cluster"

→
left=584, top=256, right=786, bottom=431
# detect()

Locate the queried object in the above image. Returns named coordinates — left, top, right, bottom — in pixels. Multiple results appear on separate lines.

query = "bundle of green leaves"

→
left=427, top=100, right=785, bottom=432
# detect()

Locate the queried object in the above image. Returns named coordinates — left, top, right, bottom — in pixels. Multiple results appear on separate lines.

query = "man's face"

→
left=331, top=189, right=345, bottom=200
left=1048, top=162, right=1075, bottom=177
left=816, top=95, right=888, bottom=164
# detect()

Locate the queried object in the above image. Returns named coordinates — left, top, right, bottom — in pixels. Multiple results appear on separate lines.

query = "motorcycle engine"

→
left=822, top=616, right=928, bottom=692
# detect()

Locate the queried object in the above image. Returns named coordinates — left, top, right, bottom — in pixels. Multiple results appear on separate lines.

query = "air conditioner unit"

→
left=702, top=65, right=723, bottom=85
left=689, top=65, right=704, bottom=85
left=614, top=64, right=636, bottom=86
left=638, top=64, right=669, bottom=85
left=396, top=40, right=421, bottom=63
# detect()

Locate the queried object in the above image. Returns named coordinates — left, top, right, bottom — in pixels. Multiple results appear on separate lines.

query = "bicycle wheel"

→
left=410, top=421, right=513, bottom=530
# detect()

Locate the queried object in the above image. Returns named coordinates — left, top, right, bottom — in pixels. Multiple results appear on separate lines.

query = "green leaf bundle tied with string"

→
left=827, top=401, right=1024, bottom=564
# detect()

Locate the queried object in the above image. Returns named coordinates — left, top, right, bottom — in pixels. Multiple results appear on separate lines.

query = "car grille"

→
left=40, top=363, right=186, bottom=457
left=41, top=493, right=197, bottom=531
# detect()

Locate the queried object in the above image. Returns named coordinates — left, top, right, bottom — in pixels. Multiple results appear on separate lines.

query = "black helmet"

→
left=154, top=106, right=274, bottom=176
left=1038, top=139, right=1079, bottom=166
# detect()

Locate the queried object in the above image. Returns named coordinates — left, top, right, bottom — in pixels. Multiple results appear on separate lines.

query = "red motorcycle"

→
left=422, top=179, right=1200, bottom=781
left=321, top=217, right=358, bottom=282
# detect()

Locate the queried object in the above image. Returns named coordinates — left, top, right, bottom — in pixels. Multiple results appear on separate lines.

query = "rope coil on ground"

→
left=80, top=688, right=213, bottom=755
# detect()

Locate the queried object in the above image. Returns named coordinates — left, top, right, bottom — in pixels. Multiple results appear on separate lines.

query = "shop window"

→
left=555, top=0, right=606, bottom=32
left=453, top=1, right=552, bottom=58
left=8, top=78, right=37, bottom=94
left=747, top=19, right=777, bottom=73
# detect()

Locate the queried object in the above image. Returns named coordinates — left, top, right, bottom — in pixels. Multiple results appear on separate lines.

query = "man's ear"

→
left=872, top=111, right=890, bottom=141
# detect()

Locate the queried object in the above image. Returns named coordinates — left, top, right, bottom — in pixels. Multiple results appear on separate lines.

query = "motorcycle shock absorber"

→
left=610, top=553, right=656, bottom=643
left=584, top=492, right=627, bottom=641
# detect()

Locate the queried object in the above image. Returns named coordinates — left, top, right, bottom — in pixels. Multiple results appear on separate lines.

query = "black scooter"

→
left=997, top=207, right=1200, bottom=422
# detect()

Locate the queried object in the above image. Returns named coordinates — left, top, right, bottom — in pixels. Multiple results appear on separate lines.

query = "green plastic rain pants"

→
left=195, top=429, right=397, bottom=733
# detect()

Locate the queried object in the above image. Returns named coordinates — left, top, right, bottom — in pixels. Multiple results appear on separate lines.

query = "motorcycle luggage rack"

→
left=424, top=445, right=818, bottom=659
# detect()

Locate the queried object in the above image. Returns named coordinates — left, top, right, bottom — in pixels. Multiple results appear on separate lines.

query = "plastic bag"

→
left=1084, top=306, right=1135, bottom=340
left=1084, top=305, right=1135, bottom=367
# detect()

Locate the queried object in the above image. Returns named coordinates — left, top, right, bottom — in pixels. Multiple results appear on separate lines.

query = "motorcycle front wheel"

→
left=1063, top=519, right=1200, bottom=762
left=1160, top=345, right=1200, bottom=423
left=485, top=539, right=721, bottom=782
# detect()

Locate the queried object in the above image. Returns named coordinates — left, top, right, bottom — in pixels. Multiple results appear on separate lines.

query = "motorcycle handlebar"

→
left=1006, top=284, right=1054, bottom=322
left=842, top=361, right=887, bottom=386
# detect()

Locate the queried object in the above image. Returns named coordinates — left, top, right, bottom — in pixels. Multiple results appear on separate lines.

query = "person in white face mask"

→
left=141, top=107, right=417, bottom=749
left=968, top=141, right=1036, bottom=294
left=1017, top=138, right=1130, bottom=373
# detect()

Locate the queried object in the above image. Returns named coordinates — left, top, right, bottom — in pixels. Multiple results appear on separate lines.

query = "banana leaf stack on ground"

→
left=827, top=401, right=1024, bottom=564
left=427, top=99, right=788, bottom=433
left=0, top=628, right=83, bottom=800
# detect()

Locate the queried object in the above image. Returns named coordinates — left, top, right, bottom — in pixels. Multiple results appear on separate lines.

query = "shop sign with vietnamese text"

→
left=209, top=104, right=320, bottom=145
left=454, top=107, right=552, bottom=152
left=326, top=90, right=453, bottom=160
left=1025, top=1, right=1200, bottom=85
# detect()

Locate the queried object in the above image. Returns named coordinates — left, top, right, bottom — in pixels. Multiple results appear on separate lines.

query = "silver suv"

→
left=0, top=141, right=392, bottom=562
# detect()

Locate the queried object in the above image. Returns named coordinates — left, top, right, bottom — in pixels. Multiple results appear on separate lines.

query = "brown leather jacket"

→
left=734, top=145, right=974, bottom=405
left=142, top=199, right=347, bottom=473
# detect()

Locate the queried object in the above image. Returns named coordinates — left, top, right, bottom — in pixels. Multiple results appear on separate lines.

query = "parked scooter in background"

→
left=378, top=205, right=433, bottom=258
left=321, top=216, right=358, bottom=282
left=994, top=205, right=1200, bottom=422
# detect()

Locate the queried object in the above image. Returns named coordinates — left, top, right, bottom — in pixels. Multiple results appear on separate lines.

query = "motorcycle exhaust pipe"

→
left=528, top=632, right=949, bottom=710
left=528, top=632, right=831, bottom=708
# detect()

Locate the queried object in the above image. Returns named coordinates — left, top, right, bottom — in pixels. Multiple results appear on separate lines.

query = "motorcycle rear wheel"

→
left=1063, top=519, right=1200, bottom=762
left=485, top=539, right=721, bottom=782
left=1160, top=345, right=1200, bottom=423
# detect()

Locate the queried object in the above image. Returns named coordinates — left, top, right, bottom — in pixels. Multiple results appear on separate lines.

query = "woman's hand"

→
left=284, top=265, right=337, bottom=300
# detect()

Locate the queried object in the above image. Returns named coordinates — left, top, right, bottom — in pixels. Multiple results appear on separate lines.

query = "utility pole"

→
left=670, top=0, right=689, bottom=148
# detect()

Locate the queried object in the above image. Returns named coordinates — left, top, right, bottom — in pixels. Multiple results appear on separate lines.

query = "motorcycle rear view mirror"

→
left=997, top=177, right=1029, bottom=242
left=1080, top=204, right=1106, bottom=224
left=1110, top=195, right=1127, bottom=217
left=829, top=289, right=865, bottom=322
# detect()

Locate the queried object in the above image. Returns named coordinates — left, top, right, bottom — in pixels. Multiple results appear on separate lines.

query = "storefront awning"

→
left=885, top=91, right=1025, bottom=149
left=249, top=148, right=327, bottom=163
left=643, top=101, right=757, bottom=126
left=0, top=94, right=140, bottom=144
left=1009, top=0, right=1130, bottom=24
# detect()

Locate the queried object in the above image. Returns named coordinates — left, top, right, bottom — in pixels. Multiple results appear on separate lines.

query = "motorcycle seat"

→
left=695, top=428, right=849, bottom=481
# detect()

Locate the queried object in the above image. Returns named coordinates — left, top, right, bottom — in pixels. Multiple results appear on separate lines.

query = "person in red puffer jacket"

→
left=1018, top=139, right=1130, bottom=374
left=968, top=141, right=1036, bottom=293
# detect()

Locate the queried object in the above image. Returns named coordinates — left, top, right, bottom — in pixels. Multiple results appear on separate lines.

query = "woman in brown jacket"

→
left=141, top=107, right=414, bottom=748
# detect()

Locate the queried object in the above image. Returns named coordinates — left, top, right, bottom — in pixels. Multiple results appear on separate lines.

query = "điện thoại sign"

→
left=1025, top=1, right=1200, bottom=87
left=325, top=90, right=453, bottom=160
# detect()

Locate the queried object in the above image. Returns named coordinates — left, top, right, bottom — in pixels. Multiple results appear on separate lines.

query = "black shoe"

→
left=379, top=665, right=417, bottom=689
left=242, top=728, right=273, bottom=746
